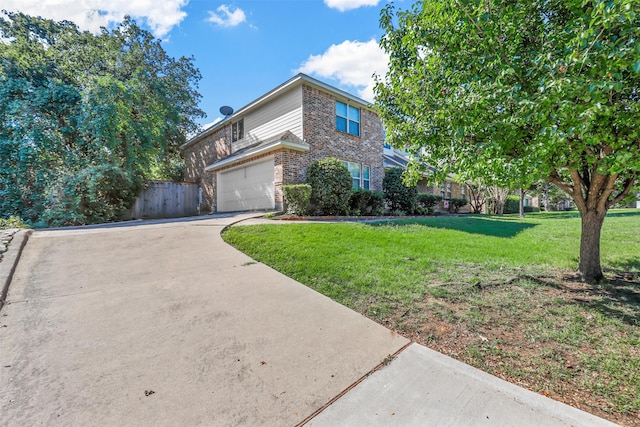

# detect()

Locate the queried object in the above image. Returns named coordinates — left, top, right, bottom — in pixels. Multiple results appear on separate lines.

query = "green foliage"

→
left=40, top=165, right=141, bottom=227
left=0, top=216, right=28, bottom=230
left=282, top=184, right=312, bottom=216
left=503, top=196, right=522, bottom=215
left=415, top=193, right=442, bottom=215
left=448, top=198, right=468, bottom=214
left=0, top=12, right=204, bottom=226
left=306, top=158, right=352, bottom=215
left=375, top=0, right=640, bottom=281
left=383, top=168, right=418, bottom=213
left=349, top=189, right=385, bottom=216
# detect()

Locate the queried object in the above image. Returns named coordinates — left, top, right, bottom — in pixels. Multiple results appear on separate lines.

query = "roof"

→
left=182, top=73, right=372, bottom=151
left=383, top=152, right=409, bottom=169
left=204, top=131, right=309, bottom=172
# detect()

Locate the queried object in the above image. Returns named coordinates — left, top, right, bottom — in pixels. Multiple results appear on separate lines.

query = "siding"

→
left=233, top=87, right=303, bottom=152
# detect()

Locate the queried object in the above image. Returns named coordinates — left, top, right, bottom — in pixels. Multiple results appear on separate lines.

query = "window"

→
left=336, top=101, right=360, bottom=137
left=446, top=183, right=452, bottom=200
left=440, top=183, right=446, bottom=199
left=341, top=160, right=369, bottom=189
left=363, top=165, right=370, bottom=190
left=232, top=119, right=244, bottom=142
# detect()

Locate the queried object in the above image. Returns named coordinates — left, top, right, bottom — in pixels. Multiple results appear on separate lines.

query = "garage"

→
left=216, top=157, right=275, bottom=212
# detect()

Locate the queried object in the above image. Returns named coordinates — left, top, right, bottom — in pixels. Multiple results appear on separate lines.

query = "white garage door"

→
left=216, top=158, right=275, bottom=212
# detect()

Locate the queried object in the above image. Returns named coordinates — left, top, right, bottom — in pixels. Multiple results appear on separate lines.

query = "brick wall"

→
left=182, top=126, right=231, bottom=213
left=301, top=85, right=384, bottom=190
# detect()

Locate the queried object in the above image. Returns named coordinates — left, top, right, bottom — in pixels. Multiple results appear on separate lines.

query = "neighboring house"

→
left=182, top=73, right=384, bottom=213
left=383, top=145, right=470, bottom=212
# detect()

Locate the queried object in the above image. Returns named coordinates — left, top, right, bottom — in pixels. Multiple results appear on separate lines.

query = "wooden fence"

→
left=126, top=181, right=200, bottom=219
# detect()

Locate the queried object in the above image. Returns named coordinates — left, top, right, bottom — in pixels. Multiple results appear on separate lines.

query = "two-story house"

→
left=182, top=73, right=384, bottom=213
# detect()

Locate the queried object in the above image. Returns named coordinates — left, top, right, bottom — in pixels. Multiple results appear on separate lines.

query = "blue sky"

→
left=3, top=0, right=405, bottom=127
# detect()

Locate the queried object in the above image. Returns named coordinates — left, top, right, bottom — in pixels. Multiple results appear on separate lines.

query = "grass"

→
left=222, top=210, right=640, bottom=426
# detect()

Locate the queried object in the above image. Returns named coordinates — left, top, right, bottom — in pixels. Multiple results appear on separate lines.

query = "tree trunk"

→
left=543, top=182, right=549, bottom=212
left=578, top=210, right=606, bottom=283
left=519, top=188, right=525, bottom=218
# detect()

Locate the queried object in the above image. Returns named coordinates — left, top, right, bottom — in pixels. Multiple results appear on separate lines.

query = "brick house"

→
left=383, top=147, right=471, bottom=212
left=182, top=73, right=384, bottom=213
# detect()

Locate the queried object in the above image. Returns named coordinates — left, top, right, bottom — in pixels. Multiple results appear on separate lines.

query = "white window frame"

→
left=341, top=160, right=369, bottom=189
left=336, top=101, right=360, bottom=137
left=232, top=119, right=244, bottom=142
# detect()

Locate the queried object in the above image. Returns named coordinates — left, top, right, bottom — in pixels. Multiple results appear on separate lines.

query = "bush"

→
left=524, top=206, right=540, bottom=213
left=448, top=197, right=468, bottom=213
left=383, top=168, right=418, bottom=213
left=41, top=164, right=141, bottom=226
left=349, top=189, right=385, bottom=216
left=503, top=195, right=521, bottom=214
left=416, top=193, right=441, bottom=215
left=0, top=216, right=28, bottom=230
left=306, top=158, right=352, bottom=215
left=282, top=184, right=312, bottom=216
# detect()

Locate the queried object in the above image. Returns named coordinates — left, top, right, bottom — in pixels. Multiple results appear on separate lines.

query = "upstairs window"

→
left=336, top=101, right=360, bottom=137
left=232, top=119, right=244, bottom=142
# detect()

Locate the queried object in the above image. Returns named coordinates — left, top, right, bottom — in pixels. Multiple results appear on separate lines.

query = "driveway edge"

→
left=0, top=229, right=33, bottom=312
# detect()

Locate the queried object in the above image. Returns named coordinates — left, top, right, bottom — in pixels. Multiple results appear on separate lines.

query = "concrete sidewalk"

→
left=308, top=343, right=617, bottom=426
left=0, top=213, right=619, bottom=426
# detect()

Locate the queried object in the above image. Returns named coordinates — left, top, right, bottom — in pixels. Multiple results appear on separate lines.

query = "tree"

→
left=0, top=12, right=205, bottom=225
left=484, top=185, right=511, bottom=216
left=375, top=0, right=639, bottom=282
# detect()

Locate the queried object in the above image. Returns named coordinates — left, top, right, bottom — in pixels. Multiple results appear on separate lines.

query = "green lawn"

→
left=222, top=210, right=640, bottom=425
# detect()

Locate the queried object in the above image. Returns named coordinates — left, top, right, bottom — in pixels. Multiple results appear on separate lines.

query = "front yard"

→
left=222, top=210, right=640, bottom=426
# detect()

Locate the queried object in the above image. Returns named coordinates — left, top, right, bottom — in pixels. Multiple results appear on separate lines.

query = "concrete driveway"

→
left=0, top=214, right=408, bottom=426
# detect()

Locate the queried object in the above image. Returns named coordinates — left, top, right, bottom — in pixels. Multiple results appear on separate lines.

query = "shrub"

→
left=503, top=195, right=521, bottom=214
left=0, top=216, right=28, bottom=230
left=306, top=158, right=352, bottom=215
left=448, top=197, right=468, bottom=213
left=383, top=168, right=418, bottom=213
left=282, top=184, right=312, bottom=216
left=524, top=206, right=540, bottom=213
left=349, top=189, right=385, bottom=216
left=40, top=164, right=141, bottom=226
left=416, top=193, right=441, bottom=215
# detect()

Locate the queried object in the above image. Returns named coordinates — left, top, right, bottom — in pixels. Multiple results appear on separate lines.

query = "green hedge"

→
left=503, top=195, right=521, bottom=214
left=282, top=184, right=312, bottom=216
left=306, top=158, right=352, bottom=215
left=415, top=193, right=441, bottom=215
left=383, top=168, right=417, bottom=214
left=349, top=189, right=385, bottom=216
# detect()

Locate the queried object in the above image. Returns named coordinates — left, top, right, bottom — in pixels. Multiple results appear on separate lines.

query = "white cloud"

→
left=1, top=0, right=188, bottom=38
left=324, top=0, right=381, bottom=12
left=206, top=5, right=246, bottom=27
left=296, top=39, right=389, bottom=102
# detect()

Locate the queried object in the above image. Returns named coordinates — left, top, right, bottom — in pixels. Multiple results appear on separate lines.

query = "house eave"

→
left=204, top=140, right=309, bottom=172
left=181, top=73, right=372, bottom=151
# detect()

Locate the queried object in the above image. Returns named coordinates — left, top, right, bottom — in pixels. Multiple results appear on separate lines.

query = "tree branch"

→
left=608, top=175, right=639, bottom=209
left=548, top=170, right=573, bottom=195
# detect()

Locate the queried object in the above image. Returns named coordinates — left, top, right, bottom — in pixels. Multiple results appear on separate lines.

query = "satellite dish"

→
left=219, top=106, right=234, bottom=117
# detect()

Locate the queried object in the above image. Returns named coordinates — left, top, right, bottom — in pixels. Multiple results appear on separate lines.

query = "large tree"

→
left=375, top=0, right=639, bottom=283
left=0, top=12, right=205, bottom=225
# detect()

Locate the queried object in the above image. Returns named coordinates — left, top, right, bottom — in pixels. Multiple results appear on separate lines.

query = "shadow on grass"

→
left=531, top=274, right=640, bottom=327
left=609, top=258, right=640, bottom=273
left=370, top=216, right=537, bottom=238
